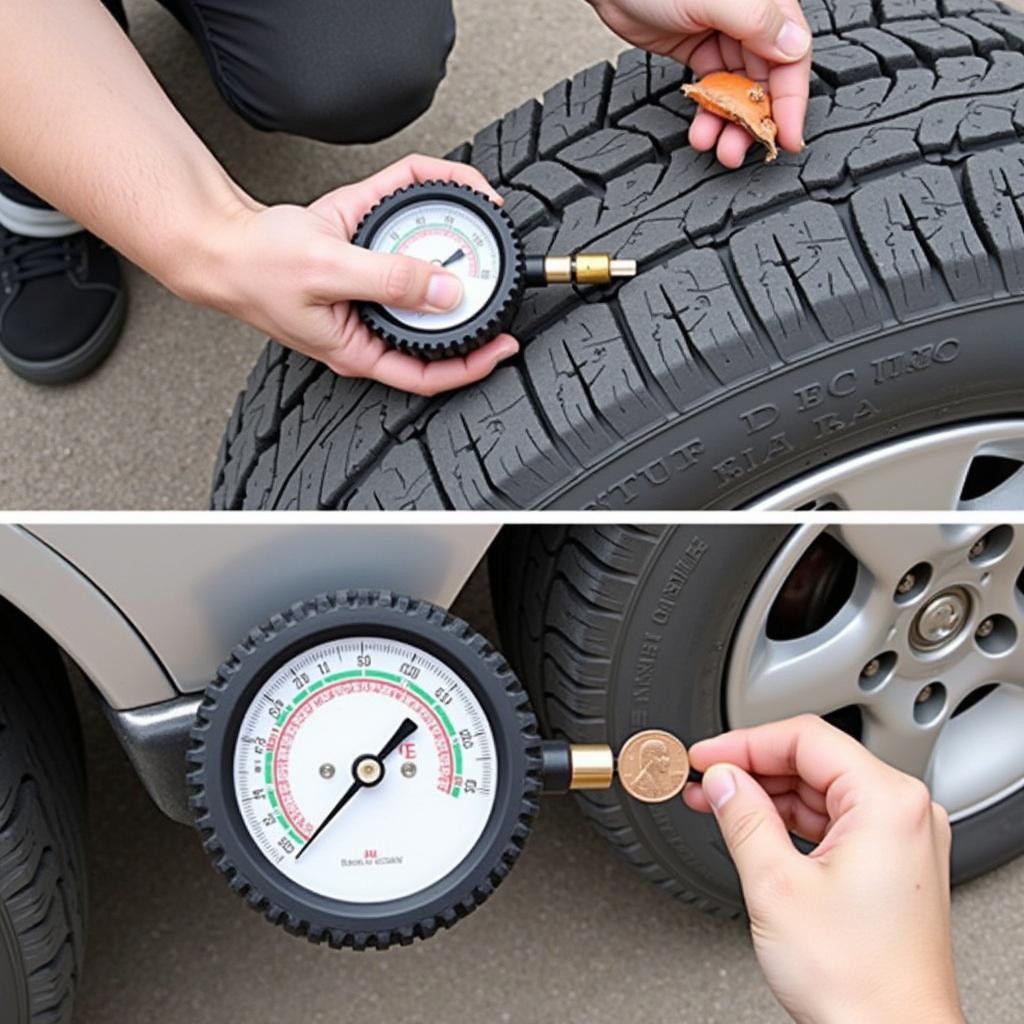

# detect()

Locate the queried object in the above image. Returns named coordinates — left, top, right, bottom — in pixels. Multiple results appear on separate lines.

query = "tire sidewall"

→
left=601, top=525, right=1024, bottom=911
left=561, top=301, right=1024, bottom=510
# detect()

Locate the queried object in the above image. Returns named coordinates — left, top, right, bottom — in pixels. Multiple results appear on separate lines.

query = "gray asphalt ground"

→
left=70, top=564, right=1024, bottom=1024
left=0, top=0, right=624, bottom=510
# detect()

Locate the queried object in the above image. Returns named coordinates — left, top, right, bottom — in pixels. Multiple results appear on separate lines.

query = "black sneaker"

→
left=0, top=225, right=126, bottom=385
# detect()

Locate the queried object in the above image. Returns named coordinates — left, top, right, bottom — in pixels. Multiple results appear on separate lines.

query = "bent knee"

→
left=220, top=7, right=455, bottom=145
left=266, top=62, right=448, bottom=144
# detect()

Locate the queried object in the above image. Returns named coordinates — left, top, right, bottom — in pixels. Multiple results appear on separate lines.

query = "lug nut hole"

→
left=913, top=682, right=947, bottom=725
left=975, top=614, right=1017, bottom=655
left=969, top=525, right=1013, bottom=566
left=859, top=651, right=896, bottom=692
left=895, top=563, right=932, bottom=604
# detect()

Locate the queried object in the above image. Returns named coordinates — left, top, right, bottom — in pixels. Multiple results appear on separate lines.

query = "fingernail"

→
left=702, top=765, right=736, bottom=811
left=426, top=273, right=463, bottom=311
left=491, top=341, right=518, bottom=367
left=776, top=19, right=811, bottom=59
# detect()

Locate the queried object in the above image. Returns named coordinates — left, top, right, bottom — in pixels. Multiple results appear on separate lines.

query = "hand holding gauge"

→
left=351, top=181, right=637, bottom=360
left=187, top=590, right=697, bottom=951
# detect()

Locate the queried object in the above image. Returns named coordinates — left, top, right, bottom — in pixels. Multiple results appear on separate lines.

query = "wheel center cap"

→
left=910, top=587, right=971, bottom=650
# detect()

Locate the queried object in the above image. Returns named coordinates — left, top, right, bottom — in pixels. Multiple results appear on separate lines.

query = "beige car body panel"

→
left=6, top=524, right=497, bottom=709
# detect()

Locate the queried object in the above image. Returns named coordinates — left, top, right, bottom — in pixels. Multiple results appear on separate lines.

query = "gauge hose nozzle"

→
left=525, top=253, right=638, bottom=288
left=540, top=740, right=614, bottom=793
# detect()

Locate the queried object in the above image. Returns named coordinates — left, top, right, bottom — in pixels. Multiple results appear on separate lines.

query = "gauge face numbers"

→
left=368, top=199, right=503, bottom=332
left=233, top=637, right=497, bottom=904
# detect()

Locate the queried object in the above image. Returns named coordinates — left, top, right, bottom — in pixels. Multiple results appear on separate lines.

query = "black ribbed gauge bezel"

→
left=352, top=181, right=525, bottom=360
left=187, top=590, right=541, bottom=950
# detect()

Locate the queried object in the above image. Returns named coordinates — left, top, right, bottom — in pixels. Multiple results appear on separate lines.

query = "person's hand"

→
left=587, top=0, right=812, bottom=167
left=190, top=154, right=519, bottom=396
left=683, top=716, right=964, bottom=1024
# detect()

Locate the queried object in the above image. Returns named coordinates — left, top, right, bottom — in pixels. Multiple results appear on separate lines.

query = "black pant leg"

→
left=154, top=0, right=456, bottom=145
left=0, top=0, right=130, bottom=209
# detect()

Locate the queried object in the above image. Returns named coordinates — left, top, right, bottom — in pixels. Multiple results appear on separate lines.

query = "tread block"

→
left=318, top=385, right=429, bottom=506
left=524, top=305, right=663, bottom=466
left=813, top=34, right=882, bottom=86
left=607, top=50, right=685, bottom=121
left=958, top=93, right=1021, bottom=146
left=975, top=12, right=1024, bottom=49
left=843, top=27, right=920, bottom=71
left=558, top=127, right=655, bottom=178
left=852, top=164, right=993, bottom=317
left=731, top=200, right=883, bottom=354
left=346, top=440, right=445, bottom=510
left=619, top=248, right=770, bottom=405
left=881, top=0, right=938, bottom=17
left=501, top=99, right=541, bottom=180
left=964, top=144, right=1024, bottom=294
left=280, top=351, right=323, bottom=410
left=427, top=367, right=573, bottom=507
left=832, top=0, right=875, bottom=31
left=941, top=0, right=1001, bottom=13
left=845, top=124, right=922, bottom=176
left=471, top=119, right=502, bottom=184
left=538, top=63, right=613, bottom=158
left=884, top=18, right=975, bottom=59
left=804, top=0, right=836, bottom=35
left=500, top=187, right=547, bottom=233
left=941, top=15, right=1006, bottom=52
left=511, top=160, right=590, bottom=208
left=617, top=104, right=690, bottom=150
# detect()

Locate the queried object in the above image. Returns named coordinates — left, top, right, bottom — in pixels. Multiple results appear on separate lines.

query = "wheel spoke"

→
left=860, top=692, right=937, bottom=778
left=736, top=602, right=881, bottom=725
left=824, top=436, right=978, bottom=510
left=830, top=523, right=987, bottom=590
left=930, top=684, right=1024, bottom=815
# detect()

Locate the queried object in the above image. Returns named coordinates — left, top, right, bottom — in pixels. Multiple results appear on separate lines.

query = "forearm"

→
left=0, top=0, right=258, bottom=297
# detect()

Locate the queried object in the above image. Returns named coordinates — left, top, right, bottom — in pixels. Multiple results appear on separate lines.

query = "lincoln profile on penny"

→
left=633, top=737, right=673, bottom=798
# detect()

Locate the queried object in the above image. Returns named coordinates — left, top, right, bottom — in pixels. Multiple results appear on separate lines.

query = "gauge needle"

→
left=295, top=717, right=418, bottom=860
left=441, top=248, right=466, bottom=268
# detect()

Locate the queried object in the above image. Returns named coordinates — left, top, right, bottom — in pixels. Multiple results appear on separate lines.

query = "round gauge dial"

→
left=233, top=636, right=498, bottom=902
left=352, top=181, right=525, bottom=360
left=188, top=591, right=540, bottom=951
left=367, top=200, right=503, bottom=333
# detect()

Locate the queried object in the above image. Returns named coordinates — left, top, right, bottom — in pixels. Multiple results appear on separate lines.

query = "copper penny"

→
left=618, top=729, right=690, bottom=803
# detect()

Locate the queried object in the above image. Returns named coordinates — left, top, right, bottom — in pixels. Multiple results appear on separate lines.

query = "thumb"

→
left=694, top=0, right=811, bottom=63
left=339, top=245, right=464, bottom=313
left=701, top=763, right=799, bottom=883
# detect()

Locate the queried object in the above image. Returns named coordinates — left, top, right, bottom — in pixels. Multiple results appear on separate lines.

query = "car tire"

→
left=490, top=524, right=1024, bottom=915
left=0, top=601, right=88, bottom=1024
left=212, top=0, right=1024, bottom=511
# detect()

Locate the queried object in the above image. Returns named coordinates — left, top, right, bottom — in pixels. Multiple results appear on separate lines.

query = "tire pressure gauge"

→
left=351, top=180, right=637, bottom=359
left=188, top=591, right=541, bottom=950
left=189, top=590, right=701, bottom=950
